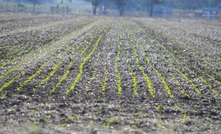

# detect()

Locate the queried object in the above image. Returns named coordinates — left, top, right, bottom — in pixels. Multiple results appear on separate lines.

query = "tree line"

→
left=85, top=0, right=221, bottom=16
left=6, top=0, right=221, bottom=15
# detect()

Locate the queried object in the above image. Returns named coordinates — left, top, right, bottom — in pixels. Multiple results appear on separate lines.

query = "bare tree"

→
left=148, top=0, right=163, bottom=17
left=91, top=0, right=103, bottom=15
left=29, top=0, right=41, bottom=13
left=111, top=0, right=126, bottom=16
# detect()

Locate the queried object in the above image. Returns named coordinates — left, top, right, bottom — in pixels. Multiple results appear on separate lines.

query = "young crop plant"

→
left=17, top=37, right=80, bottom=90
left=172, top=39, right=221, bottom=74
left=6, top=41, right=36, bottom=59
left=169, top=73, right=189, bottom=97
left=66, top=23, right=111, bottom=95
left=0, top=62, right=24, bottom=80
left=158, top=45, right=202, bottom=96
left=51, top=60, right=75, bottom=92
left=80, top=43, right=92, bottom=56
left=126, top=52, right=138, bottom=95
left=163, top=45, right=218, bottom=97
left=0, top=39, right=56, bottom=69
left=34, top=61, right=63, bottom=91
left=68, top=115, right=78, bottom=121
left=104, top=117, right=120, bottom=127
left=0, top=40, right=65, bottom=81
left=193, top=66, right=221, bottom=96
left=182, top=113, right=189, bottom=122
left=175, top=68, right=201, bottom=95
left=0, top=42, right=70, bottom=90
left=101, top=57, right=108, bottom=94
left=86, top=55, right=100, bottom=92
left=153, top=46, right=189, bottom=97
left=170, top=48, right=221, bottom=96
left=65, top=38, right=87, bottom=59
left=0, top=71, right=24, bottom=91
left=1, top=44, right=21, bottom=63
left=161, top=38, right=221, bottom=96
left=197, top=62, right=221, bottom=78
left=132, top=34, right=173, bottom=98
left=128, top=39, right=155, bottom=97
left=16, top=62, right=46, bottom=90
left=115, top=32, right=123, bottom=95
left=51, top=34, right=101, bottom=92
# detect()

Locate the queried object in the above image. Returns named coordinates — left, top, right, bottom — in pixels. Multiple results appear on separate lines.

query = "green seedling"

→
left=86, top=55, right=100, bottom=92
left=156, top=104, right=162, bottom=110
left=66, top=24, right=110, bottom=95
left=115, top=32, right=123, bottom=95
left=68, top=115, right=78, bottom=121
left=132, top=36, right=173, bottom=98
left=128, top=38, right=154, bottom=97
left=17, top=62, right=46, bottom=90
left=35, top=61, right=63, bottom=90
left=157, top=123, right=163, bottom=129
left=101, top=64, right=108, bottom=94
left=0, top=73, right=21, bottom=91
left=61, top=123, right=67, bottom=127
left=182, top=113, right=189, bottom=122
left=136, top=111, right=143, bottom=118
left=51, top=61, right=75, bottom=92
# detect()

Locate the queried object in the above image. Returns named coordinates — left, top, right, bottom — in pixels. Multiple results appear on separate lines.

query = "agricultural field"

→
left=0, top=12, right=221, bottom=133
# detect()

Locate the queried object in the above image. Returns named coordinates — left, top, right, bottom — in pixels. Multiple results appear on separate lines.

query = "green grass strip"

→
left=0, top=73, right=22, bottom=91
left=66, top=27, right=108, bottom=95
left=16, top=63, right=46, bottom=90
left=34, top=61, right=63, bottom=90
left=51, top=60, right=75, bottom=92
left=115, top=32, right=123, bottom=95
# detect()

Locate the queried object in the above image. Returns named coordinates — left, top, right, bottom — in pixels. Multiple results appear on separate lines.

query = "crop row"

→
left=0, top=20, right=108, bottom=94
left=128, top=20, right=221, bottom=120
left=133, top=20, right=221, bottom=98
left=66, top=23, right=111, bottom=95
left=0, top=19, right=101, bottom=76
left=0, top=16, right=100, bottom=63
left=141, top=19, right=221, bottom=77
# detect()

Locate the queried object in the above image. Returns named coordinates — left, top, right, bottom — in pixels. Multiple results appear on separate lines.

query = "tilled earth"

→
left=0, top=13, right=221, bottom=134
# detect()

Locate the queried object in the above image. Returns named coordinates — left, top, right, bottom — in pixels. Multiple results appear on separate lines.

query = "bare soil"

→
left=0, top=13, right=221, bottom=134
